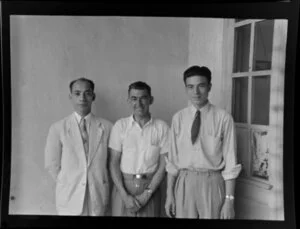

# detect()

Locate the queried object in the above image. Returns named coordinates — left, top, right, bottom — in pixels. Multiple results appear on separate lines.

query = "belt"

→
left=122, top=172, right=153, bottom=180
left=180, top=168, right=220, bottom=174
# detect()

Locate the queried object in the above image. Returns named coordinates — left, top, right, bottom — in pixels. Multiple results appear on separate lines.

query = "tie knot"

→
left=195, top=110, right=201, bottom=118
left=80, top=117, right=87, bottom=129
left=80, top=117, right=86, bottom=124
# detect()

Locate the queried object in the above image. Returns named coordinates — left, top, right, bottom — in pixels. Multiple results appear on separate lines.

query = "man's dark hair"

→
left=183, top=66, right=212, bottom=85
left=69, top=78, right=95, bottom=92
left=128, top=81, right=152, bottom=97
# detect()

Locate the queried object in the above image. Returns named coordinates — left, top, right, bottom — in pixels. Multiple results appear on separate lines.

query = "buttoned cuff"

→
left=221, top=164, right=242, bottom=180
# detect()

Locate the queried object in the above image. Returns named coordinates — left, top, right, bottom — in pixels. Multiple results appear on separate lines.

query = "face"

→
left=185, top=75, right=211, bottom=109
left=69, top=80, right=95, bottom=116
left=128, top=89, right=153, bottom=119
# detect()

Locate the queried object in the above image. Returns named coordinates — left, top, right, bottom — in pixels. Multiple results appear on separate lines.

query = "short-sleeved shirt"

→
left=166, top=102, right=241, bottom=180
left=109, top=115, right=170, bottom=174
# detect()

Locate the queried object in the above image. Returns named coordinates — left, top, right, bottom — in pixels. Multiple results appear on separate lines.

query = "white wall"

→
left=188, top=18, right=225, bottom=109
left=9, top=16, right=190, bottom=215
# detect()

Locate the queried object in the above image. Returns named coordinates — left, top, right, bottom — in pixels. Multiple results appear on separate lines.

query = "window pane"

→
left=232, top=77, right=248, bottom=123
left=236, top=127, right=250, bottom=177
left=253, top=20, right=274, bottom=71
left=233, top=24, right=251, bottom=73
left=251, top=130, right=269, bottom=180
left=251, top=75, right=270, bottom=125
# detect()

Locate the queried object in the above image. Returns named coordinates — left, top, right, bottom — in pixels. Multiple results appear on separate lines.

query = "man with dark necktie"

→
left=165, top=66, right=241, bottom=219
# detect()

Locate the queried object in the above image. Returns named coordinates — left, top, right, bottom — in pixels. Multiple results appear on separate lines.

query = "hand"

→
left=220, top=199, right=235, bottom=219
left=135, top=190, right=152, bottom=208
left=165, top=193, right=176, bottom=218
left=122, top=194, right=141, bottom=213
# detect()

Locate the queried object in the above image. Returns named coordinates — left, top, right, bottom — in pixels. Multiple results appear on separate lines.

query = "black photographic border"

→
left=0, top=1, right=298, bottom=228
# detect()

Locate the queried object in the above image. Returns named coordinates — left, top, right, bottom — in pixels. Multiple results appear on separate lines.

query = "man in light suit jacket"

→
left=45, top=77, right=112, bottom=216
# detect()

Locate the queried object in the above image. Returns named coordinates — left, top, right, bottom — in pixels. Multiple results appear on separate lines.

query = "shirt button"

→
left=82, top=182, right=86, bottom=186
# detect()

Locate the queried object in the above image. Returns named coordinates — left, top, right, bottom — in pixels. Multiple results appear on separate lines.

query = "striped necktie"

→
left=191, top=110, right=201, bottom=144
left=79, top=117, right=89, bottom=158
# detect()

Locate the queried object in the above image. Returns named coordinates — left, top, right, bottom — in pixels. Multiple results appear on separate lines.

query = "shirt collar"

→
left=128, top=114, right=153, bottom=129
left=189, top=101, right=210, bottom=117
left=74, top=112, right=92, bottom=125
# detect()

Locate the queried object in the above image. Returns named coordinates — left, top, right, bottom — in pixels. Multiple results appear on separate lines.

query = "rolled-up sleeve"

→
left=108, top=121, right=122, bottom=152
left=165, top=116, right=180, bottom=177
left=44, top=123, right=62, bottom=181
left=221, top=115, right=242, bottom=180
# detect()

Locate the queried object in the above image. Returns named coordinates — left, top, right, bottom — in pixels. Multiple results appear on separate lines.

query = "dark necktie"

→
left=191, top=110, right=201, bottom=144
left=79, top=118, right=89, bottom=158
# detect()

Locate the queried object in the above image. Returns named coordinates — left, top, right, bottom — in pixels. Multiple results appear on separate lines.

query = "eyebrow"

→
left=72, top=89, right=93, bottom=93
left=130, top=95, right=149, bottom=98
left=186, top=82, right=208, bottom=86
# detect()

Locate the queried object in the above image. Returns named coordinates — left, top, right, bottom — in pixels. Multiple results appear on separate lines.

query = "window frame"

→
left=225, top=18, right=287, bottom=192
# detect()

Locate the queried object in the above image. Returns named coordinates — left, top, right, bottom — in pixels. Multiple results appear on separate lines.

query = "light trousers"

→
left=175, top=169, right=225, bottom=219
left=111, top=174, right=161, bottom=217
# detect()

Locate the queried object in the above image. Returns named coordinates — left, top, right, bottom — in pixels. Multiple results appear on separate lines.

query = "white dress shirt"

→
left=166, top=102, right=241, bottom=180
left=74, top=112, right=91, bottom=135
left=109, top=115, right=170, bottom=174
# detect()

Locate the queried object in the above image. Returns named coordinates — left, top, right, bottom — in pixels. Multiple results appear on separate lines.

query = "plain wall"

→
left=9, top=16, right=224, bottom=215
left=188, top=18, right=225, bottom=109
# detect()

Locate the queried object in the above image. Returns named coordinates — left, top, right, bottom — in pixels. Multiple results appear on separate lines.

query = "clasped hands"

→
left=122, top=190, right=152, bottom=213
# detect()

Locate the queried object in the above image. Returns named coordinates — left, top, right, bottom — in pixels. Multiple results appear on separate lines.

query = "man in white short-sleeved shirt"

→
left=165, top=66, right=241, bottom=219
left=109, top=81, right=169, bottom=217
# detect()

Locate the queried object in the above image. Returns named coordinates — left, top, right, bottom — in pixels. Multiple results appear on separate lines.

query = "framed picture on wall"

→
left=0, top=1, right=298, bottom=228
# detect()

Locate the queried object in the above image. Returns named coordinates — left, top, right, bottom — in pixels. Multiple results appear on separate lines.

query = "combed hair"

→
left=128, top=81, right=152, bottom=96
left=183, top=66, right=212, bottom=85
left=69, top=78, right=95, bottom=92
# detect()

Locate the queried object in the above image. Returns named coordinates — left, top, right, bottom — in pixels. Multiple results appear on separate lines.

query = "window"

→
left=227, top=18, right=286, bottom=220
left=232, top=19, right=274, bottom=183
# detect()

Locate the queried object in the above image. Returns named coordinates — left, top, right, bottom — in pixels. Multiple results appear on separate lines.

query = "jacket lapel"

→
left=66, top=114, right=87, bottom=164
left=88, top=115, right=104, bottom=166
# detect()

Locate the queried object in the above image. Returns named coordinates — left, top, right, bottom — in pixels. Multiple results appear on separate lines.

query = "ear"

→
left=150, top=96, right=154, bottom=105
left=208, top=83, right=212, bottom=92
left=92, top=93, right=96, bottom=101
left=68, top=93, right=72, bottom=100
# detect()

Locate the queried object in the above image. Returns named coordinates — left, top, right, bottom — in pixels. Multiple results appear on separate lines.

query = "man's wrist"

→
left=167, top=190, right=174, bottom=198
left=225, top=195, right=235, bottom=200
left=224, top=195, right=235, bottom=204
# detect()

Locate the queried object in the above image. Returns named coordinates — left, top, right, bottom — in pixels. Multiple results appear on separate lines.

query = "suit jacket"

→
left=45, top=113, right=112, bottom=216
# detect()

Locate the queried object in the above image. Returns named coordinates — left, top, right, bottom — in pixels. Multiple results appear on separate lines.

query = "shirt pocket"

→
left=200, top=134, right=222, bottom=156
left=150, top=129, right=160, bottom=146
left=145, top=145, right=161, bottom=167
